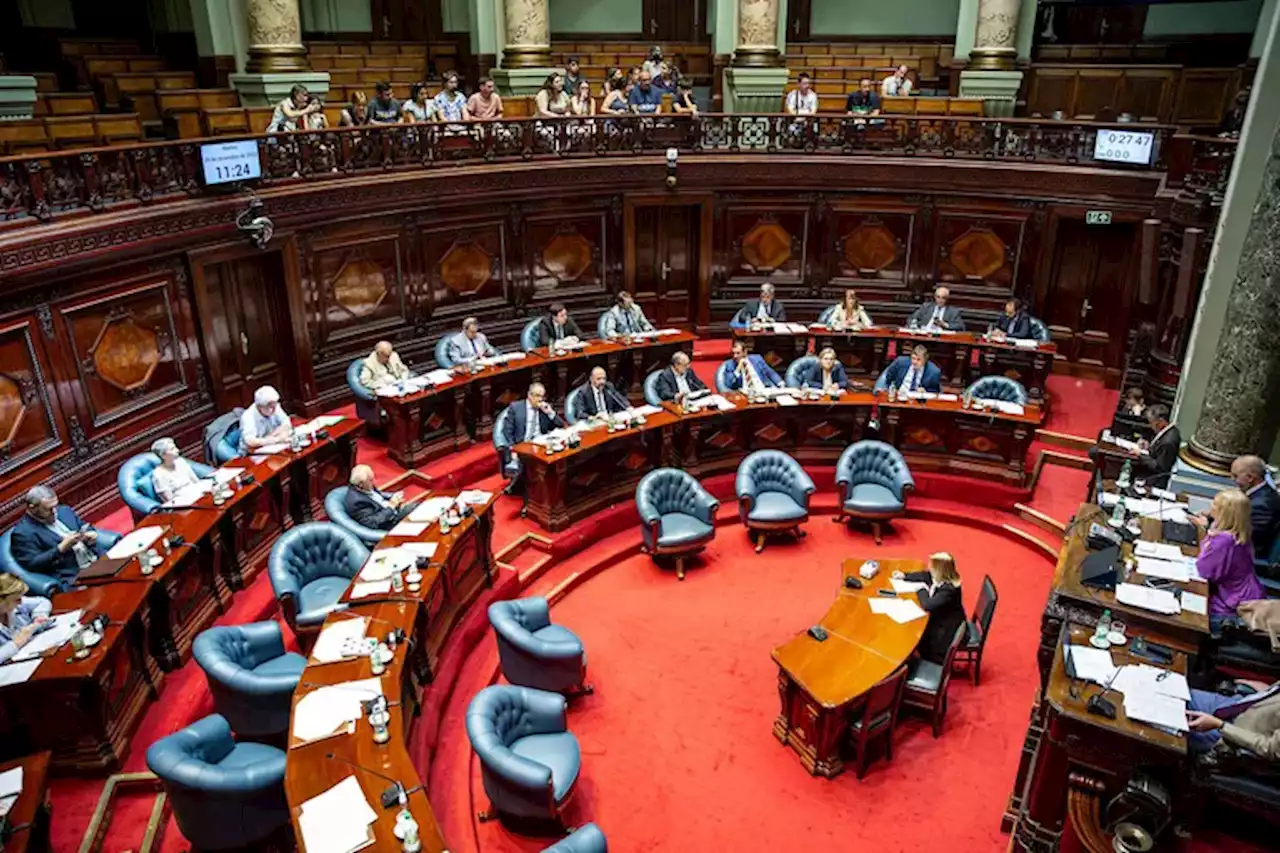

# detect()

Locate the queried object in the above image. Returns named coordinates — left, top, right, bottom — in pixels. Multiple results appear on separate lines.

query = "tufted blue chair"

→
left=215, top=424, right=241, bottom=465
left=435, top=335, right=455, bottom=369
left=1028, top=318, right=1050, bottom=343
left=520, top=318, right=542, bottom=352
left=118, top=452, right=216, bottom=520
left=494, top=406, right=519, bottom=481
left=635, top=468, right=719, bottom=581
left=268, top=522, right=369, bottom=636
left=466, top=685, right=581, bottom=826
left=817, top=305, right=837, bottom=325
left=563, top=386, right=586, bottom=424
left=145, top=714, right=289, bottom=851
left=642, top=370, right=664, bottom=407
left=0, top=529, right=60, bottom=598
left=966, top=376, right=1028, bottom=406
left=203, top=409, right=242, bottom=465
left=595, top=312, right=610, bottom=339
left=193, top=622, right=306, bottom=738
left=785, top=356, right=818, bottom=389
left=489, top=597, right=590, bottom=695
left=736, top=450, right=816, bottom=553
left=835, top=440, right=915, bottom=544
left=347, top=359, right=382, bottom=430
left=714, top=359, right=736, bottom=394
left=543, top=824, right=608, bottom=853
left=324, top=486, right=385, bottom=547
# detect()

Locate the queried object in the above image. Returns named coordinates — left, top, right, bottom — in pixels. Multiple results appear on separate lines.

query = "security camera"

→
left=235, top=196, right=274, bottom=250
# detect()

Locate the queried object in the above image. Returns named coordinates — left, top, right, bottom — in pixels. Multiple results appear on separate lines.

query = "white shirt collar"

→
left=1247, top=481, right=1265, bottom=497
left=1152, top=423, right=1175, bottom=443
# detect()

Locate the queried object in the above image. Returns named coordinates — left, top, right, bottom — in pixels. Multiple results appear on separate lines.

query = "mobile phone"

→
left=876, top=589, right=897, bottom=597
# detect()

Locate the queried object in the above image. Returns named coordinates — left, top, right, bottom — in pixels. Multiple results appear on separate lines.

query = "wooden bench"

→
left=156, top=89, right=242, bottom=138
left=0, top=114, right=144, bottom=154
left=201, top=106, right=276, bottom=136
left=882, top=95, right=984, bottom=115
left=34, top=92, right=99, bottom=117
left=59, top=38, right=144, bottom=87
left=113, top=71, right=200, bottom=123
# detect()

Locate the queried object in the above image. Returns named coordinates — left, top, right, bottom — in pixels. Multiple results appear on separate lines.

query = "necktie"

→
left=555, top=324, right=563, bottom=341
left=526, top=406, right=538, bottom=441
left=472, top=337, right=479, bottom=356
left=623, top=311, right=633, bottom=333
left=596, top=389, right=605, bottom=413
left=932, top=307, right=944, bottom=326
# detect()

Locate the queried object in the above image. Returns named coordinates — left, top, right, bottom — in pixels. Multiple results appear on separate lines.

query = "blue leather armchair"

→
left=466, top=685, right=581, bottom=826
left=494, top=406, right=519, bottom=481
left=118, top=452, right=216, bottom=520
left=215, top=424, right=241, bottom=464
left=1028, top=318, right=1050, bottom=343
left=784, top=356, right=818, bottom=388
left=714, top=359, right=736, bottom=393
left=736, top=450, right=815, bottom=553
left=489, top=597, right=590, bottom=695
left=267, top=522, right=369, bottom=635
left=635, top=468, right=719, bottom=581
left=203, top=409, right=243, bottom=465
left=817, top=305, right=837, bottom=325
left=347, top=358, right=382, bottom=430
left=595, top=312, right=610, bottom=339
left=0, top=525, right=122, bottom=598
left=435, top=335, right=454, bottom=369
left=145, top=714, right=289, bottom=851
left=543, top=824, right=608, bottom=852
left=520, top=318, right=542, bottom=352
left=966, top=376, right=1028, bottom=406
left=193, top=621, right=306, bottom=738
left=324, top=486, right=386, bottom=546
left=642, top=370, right=664, bottom=407
left=835, top=440, right=915, bottom=544
left=563, top=386, right=586, bottom=424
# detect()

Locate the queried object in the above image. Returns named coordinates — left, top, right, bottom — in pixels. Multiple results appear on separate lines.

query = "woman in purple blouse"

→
left=1197, top=488, right=1265, bottom=631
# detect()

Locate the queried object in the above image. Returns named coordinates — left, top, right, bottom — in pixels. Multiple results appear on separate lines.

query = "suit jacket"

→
left=908, top=302, right=966, bottom=331
left=343, top=487, right=402, bottom=531
left=880, top=355, right=943, bottom=393
left=446, top=331, right=497, bottom=365
left=905, top=571, right=966, bottom=665
left=577, top=382, right=630, bottom=419
left=654, top=366, right=707, bottom=401
left=1220, top=688, right=1280, bottom=762
left=10, top=505, right=109, bottom=585
left=723, top=354, right=783, bottom=391
left=502, top=403, right=567, bottom=448
left=1250, top=484, right=1280, bottom=560
left=992, top=312, right=1032, bottom=339
left=536, top=316, right=585, bottom=347
left=601, top=304, right=654, bottom=337
left=358, top=350, right=410, bottom=389
left=733, top=299, right=787, bottom=326
left=1135, top=424, right=1180, bottom=488
left=797, top=361, right=849, bottom=390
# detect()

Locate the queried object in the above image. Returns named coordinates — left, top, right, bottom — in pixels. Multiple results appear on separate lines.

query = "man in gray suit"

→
left=446, top=317, right=498, bottom=367
left=908, top=286, right=966, bottom=331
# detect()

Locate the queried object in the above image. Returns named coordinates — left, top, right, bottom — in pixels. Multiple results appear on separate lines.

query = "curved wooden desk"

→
left=773, top=558, right=927, bottom=777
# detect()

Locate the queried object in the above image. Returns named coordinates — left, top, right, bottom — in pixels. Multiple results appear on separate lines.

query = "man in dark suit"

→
left=500, top=382, right=568, bottom=495
left=877, top=345, right=942, bottom=394
left=536, top=302, right=585, bottom=348
left=723, top=340, right=783, bottom=392
left=10, top=486, right=114, bottom=589
left=576, top=367, right=630, bottom=420
left=1134, top=405, right=1179, bottom=490
left=1231, top=455, right=1280, bottom=560
left=654, top=351, right=707, bottom=403
left=796, top=347, right=849, bottom=391
left=343, top=464, right=413, bottom=531
left=989, top=297, right=1032, bottom=340
left=732, top=283, right=787, bottom=328
left=907, top=286, right=966, bottom=331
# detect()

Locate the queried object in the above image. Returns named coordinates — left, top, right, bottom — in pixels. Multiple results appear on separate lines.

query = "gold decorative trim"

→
left=732, top=47, right=782, bottom=69
left=246, top=45, right=311, bottom=75
left=502, top=46, right=553, bottom=69
left=78, top=772, right=166, bottom=853
left=1180, top=440, right=1233, bottom=477
left=968, top=47, right=1016, bottom=71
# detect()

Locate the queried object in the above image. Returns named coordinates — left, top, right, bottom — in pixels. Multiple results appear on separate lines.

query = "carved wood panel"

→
left=0, top=319, right=61, bottom=479
left=831, top=210, right=913, bottom=286
left=934, top=213, right=1025, bottom=293
left=420, top=219, right=509, bottom=323
left=309, top=235, right=411, bottom=350
left=724, top=207, right=808, bottom=283
left=527, top=213, right=607, bottom=297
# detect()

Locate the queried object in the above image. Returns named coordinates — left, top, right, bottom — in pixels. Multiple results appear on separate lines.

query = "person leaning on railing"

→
left=339, top=91, right=370, bottom=127
left=401, top=83, right=435, bottom=124
left=269, top=84, right=326, bottom=132
left=467, top=77, right=504, bottom=120
left=673, top=79, right=698, bottom=116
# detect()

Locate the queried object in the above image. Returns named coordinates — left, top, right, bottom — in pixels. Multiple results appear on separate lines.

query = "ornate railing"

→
left=0, top=113, right=1217, bottom=230
left=1163, top=133, right=1238, bottom=207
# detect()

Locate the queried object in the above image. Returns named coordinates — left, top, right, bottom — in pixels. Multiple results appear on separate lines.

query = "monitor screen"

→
left=200, top=140, right=262, bottom=185
left=1092, top=130, right=1154, bottom=166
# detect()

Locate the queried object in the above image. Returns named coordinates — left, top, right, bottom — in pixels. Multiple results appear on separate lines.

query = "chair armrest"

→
left=734, top=468, right=759, bottom=501
left=522, top=689, right=569, bottom=734
left=484, top=748, right=555, bottom=792
left=692, top=492, right=720, bottom=522
left=239, top=621, right=287, bottom=662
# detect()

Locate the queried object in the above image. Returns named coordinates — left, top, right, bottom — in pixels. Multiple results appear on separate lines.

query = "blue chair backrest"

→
left=520, top=318, right=541, bottom=352
left=493, top=406, right=514, bottom=452
left=596, top=311, right=610, bottom=339
left=564, top=386, right=585, bottom=423
left=216, top=425, right=240, bottom=464
left=324, top=486, right=386, bottom=545
left=818, top=305, right=837, bottom=325
left=203, top=409, right=242, bottom=465
left=837, top=440, right=915, bottom=498
left=1029, top=317, right=1050, bottom=343
left=347, top=359, right=374, bottom=402
left=0, top=529, right=60, bottom=597
left=268, top=522, right=370, bottom=600
left=785, top=355, right=818, bottom=388
left=715, top=359, right=736, bottom=393
left=435, top=335, right=454, bottom=369
left=967, top=376, right=1028, bottom=405
left=643, top=370, right=663, bottom=407
left=737, top=449, right=814, bottom=500
left=636, top=468, right=714, bottom=519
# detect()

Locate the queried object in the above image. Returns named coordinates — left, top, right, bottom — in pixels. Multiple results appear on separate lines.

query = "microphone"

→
left=338, top=596, right=421, bottom=610
left=324, top=752, right=422, bottom=809
left=148, top=503, right=221, bottom=513
left=299, top=682, right=402, bottom=707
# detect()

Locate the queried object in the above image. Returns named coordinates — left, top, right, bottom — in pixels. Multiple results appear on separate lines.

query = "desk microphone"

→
left=339, top=596, right=421, bottom=611
left=324, top=752, right=421, bottom=809
left=147, top=503, right=221, bottom=514
left=299, top=682, right=402, bottom=708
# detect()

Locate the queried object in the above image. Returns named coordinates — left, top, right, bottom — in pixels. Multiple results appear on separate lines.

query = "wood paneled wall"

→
left=1024, top=64, right=1243, bottom=125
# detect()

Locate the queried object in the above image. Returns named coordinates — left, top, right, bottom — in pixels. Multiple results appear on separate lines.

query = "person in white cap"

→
left=239, top=386, right=292, bottom=454
left=149, top=437, right=202, bottom=503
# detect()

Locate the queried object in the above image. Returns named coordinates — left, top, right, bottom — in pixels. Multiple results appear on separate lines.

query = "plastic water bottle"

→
left=1109, top=495, right=1127, bottom=527
left=1093, top=609, right=1112, bottom=645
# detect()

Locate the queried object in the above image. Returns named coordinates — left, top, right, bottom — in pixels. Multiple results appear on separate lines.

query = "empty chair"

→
left=817, top=305, right=837, bottom=325
left=118, top=451, right=216, bottom=520
left=267, top=522, right=370, bottom=636
left=489, top=597, right=590, bottom=695
left=642, top=369, right=664, bottom=407
left=324, top=486, right=386, bottom=546
left=145, top=714, right=289, bottom=851
left=543, top=824, right=608, bottom=852
left=848, top=665, right=908, bottom=779
left=966, top=376, right=1028, bottom=406
left=1028, top=317, right=1051, bottom=343
left=467, top=685, right=581, bottom=827
left=955, top=575, right=998, bottom=685
left=347, top=359, right=382, bottom=430
left=520, top=318, right=542, bottom=352
left=203, top=409, right=243, bottom=465
left=435, top=334, right=455, bottom=369
left=192, top=621, right=306, bottom=738
left=563, top=385, right=586, bottom=424
left=0, top=530, right=61, bottom=598
left=835, top=440, right=914, bottom=544
left=902, top=622, right=966, bottom=737
left=784, top=355, right=818, bottom=388
left=735, top=450, right=815, bottom=553
left=636, top=468, right=719, bottom=581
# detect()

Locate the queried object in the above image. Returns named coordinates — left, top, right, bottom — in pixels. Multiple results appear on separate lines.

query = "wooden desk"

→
left=772, top=558, right=926, bottom=777
left=730, top=327, right=811, bottom=374
left=0, top=752, right=52, bottom=853
left=285, top=489, right=497, bottom=853
left=381, top=332, right=696, bottom=468
left=515, top=390, right=1042, bottom=531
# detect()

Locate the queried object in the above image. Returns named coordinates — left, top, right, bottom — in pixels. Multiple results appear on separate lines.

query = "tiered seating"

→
left=114, top=71, right=199, bottom=122
left=0, top=114, right=144, bottom=154
left=883, top=95, right=983, bottom=116
left=32, top=92, right=98, bottom=117
left=201, top=106, right=278, bottom=136
left=548, top=41, right=712, bottom=88
left=785, top=41, right=954, bottom=92
left=306, top=40, right=460, bottom=105
left=156, top=89, right=243, bottom=138
left=59, top=37, right=143, bottom=87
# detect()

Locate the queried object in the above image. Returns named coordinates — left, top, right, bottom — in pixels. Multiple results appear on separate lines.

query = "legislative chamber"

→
left=0, top=0, right=1277, bottom=850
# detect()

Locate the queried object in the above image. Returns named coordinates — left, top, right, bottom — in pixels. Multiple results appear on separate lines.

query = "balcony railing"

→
left=0, top=114, right=1228, bottom=230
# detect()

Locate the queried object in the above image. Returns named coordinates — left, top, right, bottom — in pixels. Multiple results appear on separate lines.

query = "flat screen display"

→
left=200, top=140, right=262, bottom=185
left=1092, top=130, right=1154, bottom=166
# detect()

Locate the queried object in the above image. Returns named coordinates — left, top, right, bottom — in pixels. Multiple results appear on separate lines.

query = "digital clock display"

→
left=1092, top=130, right=1154, bottom=166
left=200, top=140, right=262, bottom=185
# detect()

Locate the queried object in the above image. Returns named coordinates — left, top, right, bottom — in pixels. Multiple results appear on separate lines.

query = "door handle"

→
left=650, top=18, right=658, bottom=35
left=793, top=18, right=800, bottom=34
left=1080, top=299, right=1092, bottom=320
left=240, top=331, right=249, bottom=356
left=661, top=262, right=671, bottom=281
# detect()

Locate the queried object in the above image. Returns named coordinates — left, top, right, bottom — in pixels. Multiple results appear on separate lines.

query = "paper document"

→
left=107, top=527, right=164, bottom=559
left=165, top=480, right=213, bottom=507
left=350, top=581, right=391, bottom=600
left=1013, top=339, right=1040, bottom=350
left=408, top=496, right=455, bottom=524
left=1065, top=644, right=1118, bottom=685
left=399, top=541, right=438, bottom=559
left=1187, top=495, right=1213, bottom=516
left=298, top=416, right=343, bottom=435
left=388, top=520, right=428, bottom=537
left=691, top=394, right=737, bottom=412
left=936, top=393, right=959, bottom=402
left=424, top=369, right=454, bottom=386
left=213, top=467, right=244, bottom=484
left=630, top=405, right=664, bottom=418
left=298, top=775, right=377, bottom=853
left=890, top=578, right=928, bottom=594
left=459, top=489, right=493, bottom=506
left=1134, top=541, right=1187, bottom=561
left=1115, top=583, right=1181, bottom=615
left=361, top=547, right=417, bottom=579
left=12, top=609, right=83, bottom=662
left=254, top=442, right=289, bottom=455
left=990, top=400, right=1025, bottom=416
left=1112, top=437, right=1145, bottom=454
left=0, top=659, right=41, bottom=687
left=1134, top=557, right=1191, bottom=583
left=775, top=395, right=798, bottom=407
left=1112, top=663, right=1190, bottom=702
left=867, top=596, right=928, bottom=623
left=1180, top=592, right=1208, bottom=615
left=311, top=617, right=368, bottom=664
left=1123, top=691, right=1188, bottom=733
left=0, top=766, right=23, bottom=818
left=291, top=677, right=382, bottom=743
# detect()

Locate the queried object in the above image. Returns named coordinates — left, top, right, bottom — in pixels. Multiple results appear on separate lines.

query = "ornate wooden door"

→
left=629, top=202, right=708, bottom=329
left=1043, top=219, right=1136, bottom=376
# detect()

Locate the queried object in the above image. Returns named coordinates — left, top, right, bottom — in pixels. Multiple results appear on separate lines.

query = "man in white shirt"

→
left=785, top=73, right=818, bottom=115
left=446, top=317, right=499, bottom=367
left=239, top=385, right=291, bottom=454
left=601, top=291, right=654, bottom=338
left=881, top=65, right=914, bottom=98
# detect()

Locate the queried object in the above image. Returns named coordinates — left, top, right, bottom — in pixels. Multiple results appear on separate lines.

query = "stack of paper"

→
left=107, top=527, right=165, bottom=559
left=775, top=395, right=798, bottom=407
left=213, top=467, right=244, bottom=484
left=311, top=617, right=368, bottom=664
left=690, top=394, right=737, bottom=412
left=1112, top=436, right=1146, bottom=454
left=388, top=520, right=428, bottom=537
left=0, top=659, right=42, bottom=686
left=1013, top=339, right=1040, bottom=350
left=990, top=400, right=1026, bottom=416
left=459, top=489, right=493, bottom=506
left=291, top=677, right=382, bottom=743
left=629, top=404, right=663, bottom=418
left=11, top=609, right=83, bottom=662
left=1113, top=663, right=1190, bottom=732
left=0, top=765, right=23, bottom=819
left=1124, top=691, right=1188, bottom=732
left=399, top=541, right=438, bottom=560
left=254, top=443, right=289, bottom=455
left=936, top=393, right=959, bottom=402
left=297, top=415, right=344, bottom=435
left=408, top=496, right=455, bottom=524
left=1065, top=644, right=1118, bottom=684
left=350, top=581, right=391, bottom=599
left=867, top=596, right=928, bottom=623
left=423, top=369, right=454, bottom=385
left=890, top=578, right=928, bottom=594
left=361, top=547, right=417, bottom=580
left=297, top=775, right=378, bottom=853
left=1115, top=582, right=1182, bottom=615
left=165, top=480, right=214, bottom=507
left=1134, top=556, right=1192, bottom=583
left=1135, top=541, right=1188, bottom=561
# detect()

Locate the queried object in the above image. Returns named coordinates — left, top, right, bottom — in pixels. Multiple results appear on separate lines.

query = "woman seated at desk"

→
left=797, top=347, right=848, bottom=393
left=150, top=437, right=202, bottom=504
left=827, top=288, right=873, bottom=331
left=893, top=552, right=965, bottom=664
left=1196, top=489, right=1264, bottom=632
left=0, top=573, right=51, bottom=664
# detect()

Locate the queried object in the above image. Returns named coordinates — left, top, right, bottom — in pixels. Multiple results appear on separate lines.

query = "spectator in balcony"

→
left=564, top=56, right=585, bottom=95
left=268, top=84, right=324, bottom=132
left=654, top=63, right=679, bottom=94
left=339, top=91, right=370, bottom=127
left=536, top=72, right=571, bottom=117
left=643, top=46, right=664, bottom=78
left=602, top=75, right=630, bottom=114
left=881, top=65, right=914, bottom=98
left=467, top=76, right=504, bottom=120
left=628, top=65, right=642, bottom=87
left=673, top=79, right=698, bottom=116
left=629, top=70, right=664, bottom=114
left=785, top=73, right=818, bottom=116
left=1220, top=87, right=1250, bottom=138
left=369, top=82, right=402, bottom=124
left=401, top=83, right=435, bottom=123
left=570, top=78, right=596, bottom=116
left=846, top=78, right=881, bottom=117
left=433, top=71, right=470, bottom=122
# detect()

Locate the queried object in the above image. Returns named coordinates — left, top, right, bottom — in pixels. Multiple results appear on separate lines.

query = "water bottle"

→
left=1109, top=495, right=1127, bottom=527
left=73, top=540, right=96, bottom=570
left=1093, top=610, right=1112, bottom=645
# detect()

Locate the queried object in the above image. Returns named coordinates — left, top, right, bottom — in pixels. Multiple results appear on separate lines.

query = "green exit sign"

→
left=1086, top=210, right=1112, bottom=225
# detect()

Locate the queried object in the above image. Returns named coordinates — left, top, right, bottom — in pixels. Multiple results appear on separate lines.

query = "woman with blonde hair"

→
left=894, top=553, right=965, bottom=664
left=0, top=573, right=52, bottom=664
left=1197, top=489, right=1264, bottom=630
left=150, top=437, right=201, bottom=504
left=827, top=288, right=873, bottom=331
